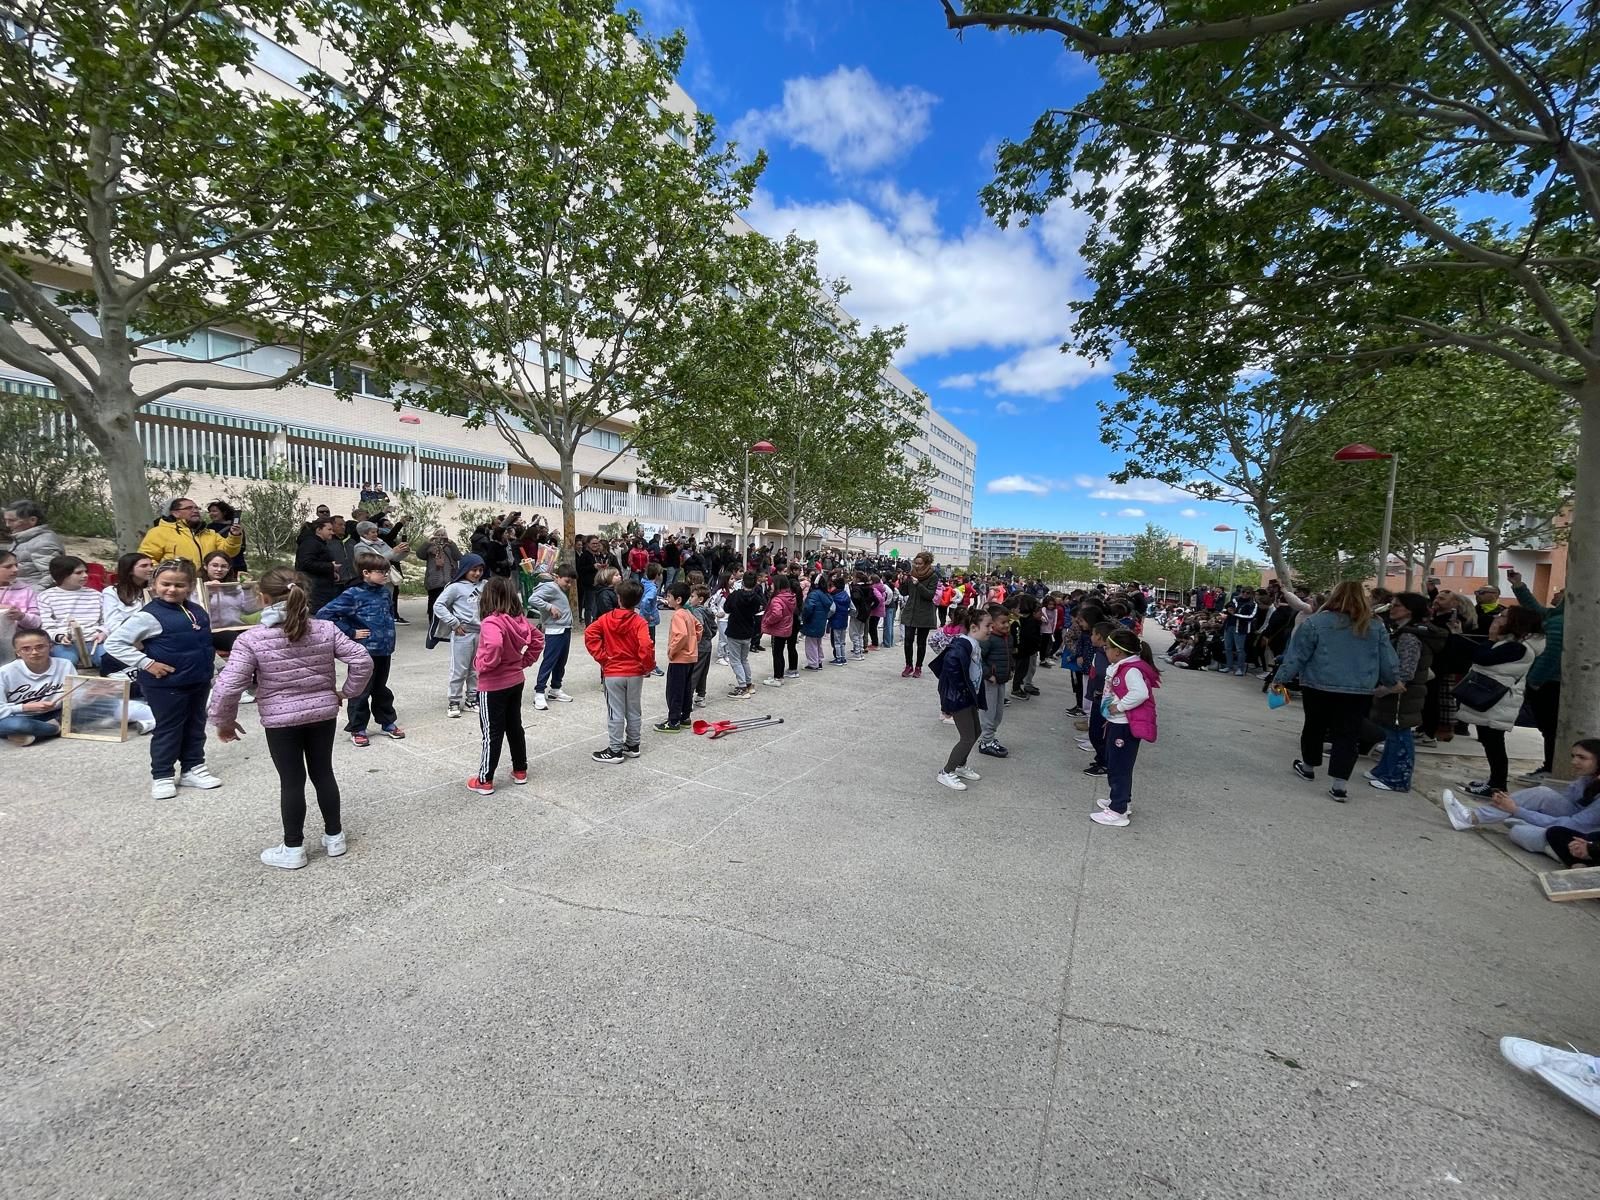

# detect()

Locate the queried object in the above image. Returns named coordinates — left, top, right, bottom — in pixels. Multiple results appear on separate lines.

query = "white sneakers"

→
left=936, top=771, right=967, bottom=791
left=762, top=678, right=784, bottom=688
left=262, top=833, right=346, bottom=870
left=1442, top=788, right=1477, bottom=831
left=1090, top=809, right=1130, bottom=827
left=1095, top=797, right=1133, bottom=814
left=1501, top=1036, right=1600, bottom=1119
left=260, top=844, right=308, bottom=870
left=546, top=689, right=572, bottom=703
left=953, top=765, right=980, bottom=781
left=152, top=768, right=220, bottom=799
left=532, top=692, right=548, bottom=711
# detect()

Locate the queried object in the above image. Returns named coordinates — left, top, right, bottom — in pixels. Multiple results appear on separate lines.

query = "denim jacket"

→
left=1275, top=611, right=1399, bottom=695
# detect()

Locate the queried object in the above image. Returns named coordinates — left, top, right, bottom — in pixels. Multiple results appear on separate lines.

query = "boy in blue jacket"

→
left=640, top=563, right=664, bottom=677
left=317, top=551, right=401, bottom=746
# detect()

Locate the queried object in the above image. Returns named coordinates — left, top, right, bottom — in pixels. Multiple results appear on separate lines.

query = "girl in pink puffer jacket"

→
left=209, top=567, right=373, bottom=872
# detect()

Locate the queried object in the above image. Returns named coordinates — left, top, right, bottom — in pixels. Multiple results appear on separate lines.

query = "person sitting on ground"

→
left=137, top=497, right=243, bottom=569
left=0, top=550, right=42, bottom=665
left=0, top=628, right=69, bottom=745
left=1442, top=739, right=1600, bottom=858
left=3, top=500, right=65, bottom=593
left=37, top=555, right=105, bottom=663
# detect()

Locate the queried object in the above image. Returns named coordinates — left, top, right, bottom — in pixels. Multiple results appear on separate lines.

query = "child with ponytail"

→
left=1089, top=627, right=1161, bottom=828
left=208, top=568, right=373, bottom=870
left=468, top=575, right=542, bottom=795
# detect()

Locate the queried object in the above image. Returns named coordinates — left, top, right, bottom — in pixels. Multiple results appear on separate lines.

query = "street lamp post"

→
left=741, top=440, right=776, bottom=562
left=1214, top=525, right=1240, bottom=596
left=1333, top=443, right=1399, bottom=587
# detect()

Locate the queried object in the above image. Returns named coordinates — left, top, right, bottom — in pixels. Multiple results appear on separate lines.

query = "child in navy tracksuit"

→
left=1081, top=620, right=1115, bottom=778
left=829, top=578, right=851, bottom=665
left=317, top=551, right=400, bottom=746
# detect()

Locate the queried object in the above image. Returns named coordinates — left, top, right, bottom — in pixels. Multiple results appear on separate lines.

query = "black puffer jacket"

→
left=1374, top=621, right=1447, bottom=729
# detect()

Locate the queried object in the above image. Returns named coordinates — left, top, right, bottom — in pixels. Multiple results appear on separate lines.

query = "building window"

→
left=580, top=428, right=623, bottom=453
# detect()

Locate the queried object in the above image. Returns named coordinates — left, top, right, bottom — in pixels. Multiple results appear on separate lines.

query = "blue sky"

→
left=632, top=0, right=1251, bottom=559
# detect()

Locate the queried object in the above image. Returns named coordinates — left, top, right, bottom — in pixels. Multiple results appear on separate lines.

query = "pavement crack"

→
left=501, top=882, right=1050, bottom=1011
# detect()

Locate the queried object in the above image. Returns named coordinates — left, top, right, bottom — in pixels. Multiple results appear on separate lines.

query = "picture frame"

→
left=203, top=579, right=261, bottom=632
left=69, top=622, right=92, bottom=670
left=61, top=673, right=132, bottom=742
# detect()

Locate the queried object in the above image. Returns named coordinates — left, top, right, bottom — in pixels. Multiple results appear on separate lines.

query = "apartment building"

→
left=970, top=528, right=1138, bottom=572
left=1, top=19, right=976, bottom=554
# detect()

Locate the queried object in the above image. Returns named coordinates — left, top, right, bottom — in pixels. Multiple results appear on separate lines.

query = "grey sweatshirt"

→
left=431, top=580, right=483, bottom=632
left=526, top=581, right=572, bottom=631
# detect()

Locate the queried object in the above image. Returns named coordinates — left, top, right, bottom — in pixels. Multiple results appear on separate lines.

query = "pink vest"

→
left=1108, top=658, right=1160, bottom=742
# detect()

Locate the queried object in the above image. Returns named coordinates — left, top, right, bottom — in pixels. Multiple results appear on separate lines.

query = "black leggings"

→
left=1298, top=687, right=1371, bottom=782
left=867, top=615, right=879, bottom=646
left=943, top=707, right=980, bottom=773
left=904, top=626, right=932, bottom=669
left=771, top=637, right=788, bottom=679
left=477, top=682, right=526, bottom=783
left=1071, top=669, right=1084, bottom=707
left=264, top=719, right=340, bottom=847
left=1477, top=725, right=1509, bottom=790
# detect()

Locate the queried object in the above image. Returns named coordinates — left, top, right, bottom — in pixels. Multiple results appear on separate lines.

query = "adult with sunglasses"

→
left=138, top=497, right=242, bottom=571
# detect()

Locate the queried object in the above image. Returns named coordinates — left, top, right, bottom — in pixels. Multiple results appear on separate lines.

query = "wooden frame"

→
left=61, top=673, right=132, bottom=742
left=69, top=622, right=92, bottom=670
left=1539, top=867, right=1600, bottom=902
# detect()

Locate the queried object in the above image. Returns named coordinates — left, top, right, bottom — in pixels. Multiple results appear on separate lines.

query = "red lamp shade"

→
left=1498, top=562, right=1514, bottom=569
left=1332, top=443, right=1393, bottom=461
left=1213, top=524, right=1235, bottom=532
left=750, top=440, right=776, bottom=453
left=399, top=414, right=421, bottom=425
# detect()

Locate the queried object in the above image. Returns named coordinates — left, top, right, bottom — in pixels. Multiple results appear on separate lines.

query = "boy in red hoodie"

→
left=584, top=579, right=655, bottom=763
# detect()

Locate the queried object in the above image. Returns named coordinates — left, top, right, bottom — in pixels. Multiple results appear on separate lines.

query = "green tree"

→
left=1017, top=540, right=1096, bottom=584
left=224, top=462, right=310, bottom=571
left=0, top=1, right=489, bottom=549
left=1108, top=523, right=1196, bottom=588
left=396, top=1, right=761, bottom=563
left=640, top=235, right=925, bottom=555
left=945, top=0, right=1600, bottom=750
left=0, top=398, right=110, bottom=537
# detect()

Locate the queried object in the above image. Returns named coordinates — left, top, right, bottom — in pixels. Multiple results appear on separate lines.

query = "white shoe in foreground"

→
left=532, top=693, right=548, bottom=711
left=151, top=777, right=177, bottom=800
left=1535, top=1063, right=1600, bottom=1119
left=178, top=766, right=222, bottom=790
left=1442, top=788, right=1476, bottom=831
left=1090, top=808, right=1130, bottom=827
left=260, top=843, right=308, bottom=870
left=953, top=765, right=980, bottom=781
left=1096, top=797, right=1133, bottom=813
left=1501, top=1036, right=1600, bottom=1079
left=322, top=832, right=347, bottom=858
left=936, top=771, right=968, bottom=791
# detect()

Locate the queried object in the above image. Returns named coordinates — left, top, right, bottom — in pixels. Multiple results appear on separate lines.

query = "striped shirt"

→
left=37, top=587, right=106, bottom=640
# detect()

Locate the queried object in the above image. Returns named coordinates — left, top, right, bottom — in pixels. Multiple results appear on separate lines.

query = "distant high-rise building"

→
left=970, top=527, right=1138, bottom=572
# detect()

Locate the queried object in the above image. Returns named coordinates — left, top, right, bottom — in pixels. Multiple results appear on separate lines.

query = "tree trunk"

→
left=1253, top=495, right=1294, bottom=586
left=785, top=471, right=797, bottom=560
left=559, top=450, right=577, bottom=565
left=1485, top=506, right=1505, bottom=592
left=1556, top=376, right=1600, bottom=762
left=77, top=390, right=152, bottom=552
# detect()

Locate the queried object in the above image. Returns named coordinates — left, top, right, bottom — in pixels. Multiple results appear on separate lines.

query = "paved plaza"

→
left=4, top=609, right=1598, bottom=1198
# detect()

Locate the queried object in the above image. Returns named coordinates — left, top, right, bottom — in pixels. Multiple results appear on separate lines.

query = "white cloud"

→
left=939, top=372, right=980, bottom=389
left=1117, top=508, right=1146, bottom=518
left=986, top=475, right=1052, bottom=496
left=995, top=400, right=1022, bottom=416
left=1076, top=475, right=1193, bottom=505
left=980, top=343, right=1112, bottom=397
left=731, top=67, right=936, bottom=174
left=1179, top=507, right=1200, bottom=518
left=745, top=190, right=1086, bottom=366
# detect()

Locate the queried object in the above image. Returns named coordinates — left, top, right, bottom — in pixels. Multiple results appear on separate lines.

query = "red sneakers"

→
left=511, top=769, right=528, bottom=786
left=466, top=776, right=495, bottom=796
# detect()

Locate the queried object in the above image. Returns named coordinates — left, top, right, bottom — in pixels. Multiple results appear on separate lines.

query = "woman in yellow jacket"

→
left=137, top=497, right=243, bottom=569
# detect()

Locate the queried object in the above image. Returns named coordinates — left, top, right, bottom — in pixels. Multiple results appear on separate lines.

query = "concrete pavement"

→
left=4, top=607, right=1598, bottom=1198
